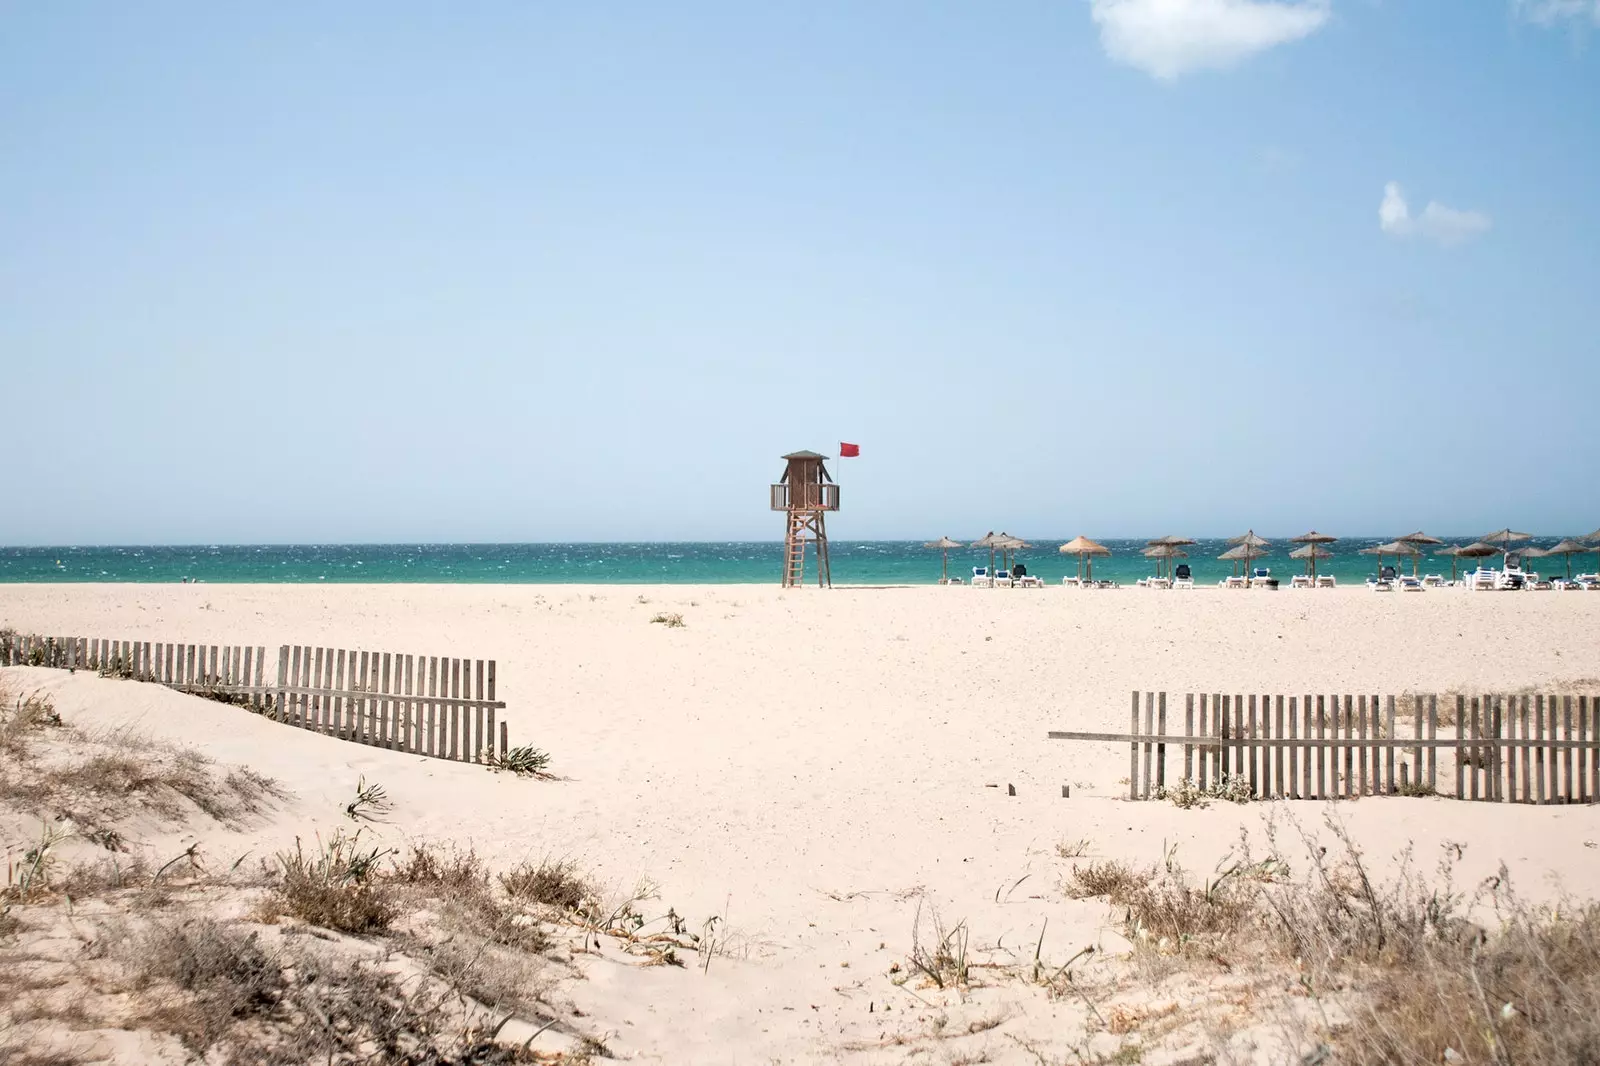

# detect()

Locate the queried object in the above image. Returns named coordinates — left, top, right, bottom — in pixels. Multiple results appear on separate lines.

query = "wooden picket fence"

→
left=0, top=630, right=507, bottom=764
left=1050, top=691, right=1600, bottom=804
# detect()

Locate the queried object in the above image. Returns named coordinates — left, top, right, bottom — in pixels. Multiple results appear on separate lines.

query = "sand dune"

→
left=4, top=583, right=1599, bottom=1062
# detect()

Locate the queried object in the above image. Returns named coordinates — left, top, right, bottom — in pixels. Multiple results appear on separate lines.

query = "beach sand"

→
left=4, top=582, right=1599, bottom=1062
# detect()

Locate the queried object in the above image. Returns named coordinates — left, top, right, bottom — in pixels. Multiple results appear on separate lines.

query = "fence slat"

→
left=1197, top=694, right=1209, bottom=790
left=1563, top=695, right=1575, bottom=804
left=1156, top=692, right=1167, bottom=791
left=481, top=660, right=493, bottom=762
left=1211, top=692, right=1222, bottom=785
left=1142, top=693, right=1154, bottom=801
left=1184, top=694, right=1194, bottom=784
left=1534, top=695, right=1546, bottom=804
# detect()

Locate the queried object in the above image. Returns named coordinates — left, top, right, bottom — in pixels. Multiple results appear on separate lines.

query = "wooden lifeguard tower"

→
left=771, top=450, right=838, bottom=587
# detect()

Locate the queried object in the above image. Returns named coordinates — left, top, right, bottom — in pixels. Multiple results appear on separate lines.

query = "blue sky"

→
left=2, top=1, right=1596, bottom=544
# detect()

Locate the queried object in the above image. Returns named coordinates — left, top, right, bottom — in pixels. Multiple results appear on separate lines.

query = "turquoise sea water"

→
left=1, top=540, right=1592, bottom=586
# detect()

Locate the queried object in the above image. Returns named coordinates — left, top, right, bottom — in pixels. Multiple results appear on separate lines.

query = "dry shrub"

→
left=1066, top=861, right=1153, bottom=904
left=266, top=831, right=397, bottom=934
left=391, top=844, right=488, bottom=893
left=0, top=687, right=62, bottom=760
left=116, top=915, right=535, bottom=1065
left=499, top=859, right=593, bottom=911
left=131, top=918, right=281, bottom=1050
left=649, top=612, right=685, bottom=628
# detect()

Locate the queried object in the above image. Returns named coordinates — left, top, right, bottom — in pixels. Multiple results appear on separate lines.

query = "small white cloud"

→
left=1379, top=182, right=1492, bottom=247
left=1511, top=0, right=1600, bottom=26
left=1089, top=0, right=1332, bottom=80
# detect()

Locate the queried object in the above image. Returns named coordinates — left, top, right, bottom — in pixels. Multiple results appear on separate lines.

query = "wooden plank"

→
left=1203, top=688, right=1216, bottom=781
left=1129, top=692, right=1139, bottom=799
left=1197, top=694, right=1209, bottom=790
left=309, top=647, right=323, bottom=732
left=1357, top=695, right=1369, bottom=796
left=481, top=659, right=494, bottom=762
left=275, top=646, right=289, bottom=723
left=454, top=658, right=471, bottom=762
left=1385, top=696, right=1396, bottom=795
left=1371, top=695, right=1382, bottom=794
left=1591, top=695, right=1599, bottom=807
left=241, top=646, right=254, bottom=705
left=1315, top=696, right=1326, bottom=799
left=422, top=655, right=435, bottom=758
left=1563, top=695, right=1575, bottom=804
left=1428, top=695, right=1438, bottom=793
left=289, top=646, right=303, bottom=727
left=1142, top=693, right=1155, bottom=800
left=255, top=647, right=266, bottom=711
left=1274, top=696, right=1285, bottom=799
left=331, top=649, right=345, bottom=738
left=1534, top=695, right=1546, bottom=804
left=1156, top=692, right=1167, bottom=790
left=1291, top=696, right=1303, bottom=798
left=1219, top=695, right=1232, bottom=783
left=1246, top=695, right=1258, bottom=797
left=499, top=720, right=508, bottom=758
left=1582, top=696, right=1591, bottom=804
left=1184, top=694, right=1195, bottom=784
left=1506, top=694, right=1518, bottom=802
left=377, top=652, right=390, bottom=749
left=404, top=654, right=416, bottom=754
left=1343, top=696, right=1355, bottom=799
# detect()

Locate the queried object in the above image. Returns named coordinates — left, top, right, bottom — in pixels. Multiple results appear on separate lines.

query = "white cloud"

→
left=1379, top=182, right=1492, bottom=247
left=1511, top=0, right=1600, bottom=27
left=1089, top=0, right=1332, bottom=80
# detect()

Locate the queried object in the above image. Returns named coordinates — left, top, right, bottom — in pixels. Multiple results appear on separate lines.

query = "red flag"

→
left=839, top=442, right=860, bottom=457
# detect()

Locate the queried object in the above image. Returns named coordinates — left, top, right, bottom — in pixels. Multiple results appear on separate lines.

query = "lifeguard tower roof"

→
left=781, top=449, right=831, bottom=461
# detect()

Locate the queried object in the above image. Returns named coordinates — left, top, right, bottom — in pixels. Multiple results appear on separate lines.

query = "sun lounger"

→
left=1291, top=575, right=1313, bottom=589
left=1316, top=575, right=1336, bottom=588
left=1399, top=576, right=1424, bottom=591
left=1061, top=575, right=1083, bottom=587
left=1468, top=569, right=1497, bottom=591
left=1221, top=576, right=1246, bottom=589
left=1421, top=574, right=1447, bottom=588
left=993, top=573, right=1013, bottom=588
left=971, top=567, right=994, bottom=588
left=1172, top=564, right=1194, bottom=590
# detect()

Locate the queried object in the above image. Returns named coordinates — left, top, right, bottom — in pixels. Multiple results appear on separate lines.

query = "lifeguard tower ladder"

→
left=770, top=450, right=839, bottom=588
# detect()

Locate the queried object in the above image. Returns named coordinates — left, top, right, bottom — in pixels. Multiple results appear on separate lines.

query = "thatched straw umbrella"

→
left=1225, top=531, right=1272, bottom=584
left=1529, top=538, right=1594, bottom=579
left=1360, top=540, right=1421, bottom=579
left=1289, top=532, right=1337, bottom=580
left=1480, top=528, right=1533, bottom=557
left=1146, top=536, right=1196, bottom=580
left=1582, top=528, right=1600, bottom=545
left=1143, top=544, right=1188, bottom=582
left=923, top=537, right=964, bottom=583
left=1396, top=531, right=1444, bottom=576
left=995, top=534, right=1032, bottom=575
left=1289, top=543, right=1334, bottom=579
left=969, top=531, right=1005, bottom=581
left=1445, top=542, right=1500, bottom=583
left=1217, top=543, right=1260, bottom=583
left=1059, top=536, right=1111, bottom=583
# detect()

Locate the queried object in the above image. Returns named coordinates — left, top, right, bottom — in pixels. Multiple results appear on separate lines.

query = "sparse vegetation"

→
left=500, top=858, right=593, bottom=911
left=1056, top=837, right=1094, bottom=859
left=1151, top=774, right=1253, bottom=809
left=906, top=898, right=970, bottom=990
left=487, top=744, right=552, bottom=777
left=343, top=775, right=392, bottom=822
left=649, top=612, right=685, bottom=628
left=264, top=830, right=398, bottom=934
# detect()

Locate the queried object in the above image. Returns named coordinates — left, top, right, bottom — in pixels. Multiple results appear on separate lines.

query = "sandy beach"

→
left=4, top=582, right=1600, bottom=1063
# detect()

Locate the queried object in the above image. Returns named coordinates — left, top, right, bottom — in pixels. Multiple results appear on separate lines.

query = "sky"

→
left=1, top=1, right=1597, bottom=544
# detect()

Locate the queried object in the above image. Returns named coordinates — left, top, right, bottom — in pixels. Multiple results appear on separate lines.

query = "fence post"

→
left=1129, top=692, right=1140, bottom=800
left=1184, top=694, right=1194, bottom=784
left=276, top=646, right=289, bottom=723
left=1156, top=692, right=1167, bottom=791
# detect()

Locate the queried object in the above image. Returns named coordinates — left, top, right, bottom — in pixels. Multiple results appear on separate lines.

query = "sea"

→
left=0, top=539, right=1586, bottom=586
